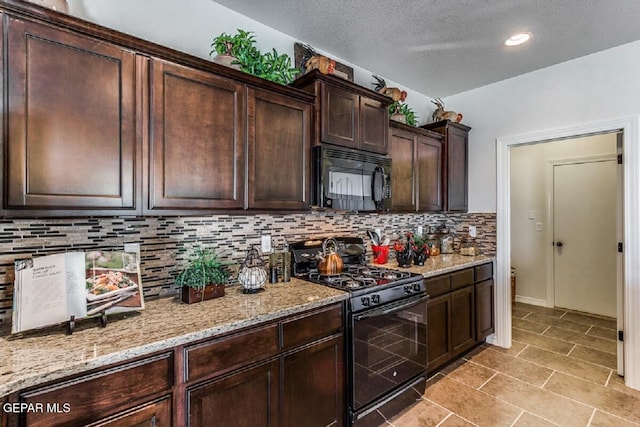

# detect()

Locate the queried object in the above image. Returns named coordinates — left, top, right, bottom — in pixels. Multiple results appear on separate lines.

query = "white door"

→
left=553, top=160, right=617, bottom=317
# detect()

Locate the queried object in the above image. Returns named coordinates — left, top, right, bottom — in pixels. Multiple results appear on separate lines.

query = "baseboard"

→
left=515, top=295, right=550, bottom=307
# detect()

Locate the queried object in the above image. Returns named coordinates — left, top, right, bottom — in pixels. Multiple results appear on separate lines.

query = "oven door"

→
left=350, top=292, right=428, bottom=412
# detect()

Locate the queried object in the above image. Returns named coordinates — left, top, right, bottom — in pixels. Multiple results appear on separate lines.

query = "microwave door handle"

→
left=372, top=166, right=384, bottom=208
left=354, top=293, right=428, bottom=321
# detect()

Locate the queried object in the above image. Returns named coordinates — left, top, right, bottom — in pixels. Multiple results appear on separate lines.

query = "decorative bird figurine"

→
left=372, top=75, right=407, bottom=102
left=431, top=98, right=463, bottom=123
left=300, top=44, right=336, bottom=75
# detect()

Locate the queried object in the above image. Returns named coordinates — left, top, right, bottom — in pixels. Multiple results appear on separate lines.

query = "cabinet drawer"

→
left=185, top=324, right=279, bottom=382
left=451, top=268, right=474, bottom=290
left=424, top=275, right=451, bottom=298
left=21, top=353, right=173, bottom=427
left=475, top=262, right=493, bottom=282
left=282, top=304, right=343, bottom=351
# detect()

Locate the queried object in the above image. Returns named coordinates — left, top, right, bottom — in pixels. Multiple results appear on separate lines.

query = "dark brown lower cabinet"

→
left=282, top=336, right=344, bottom=427
left=184, top=303, right=345, bottom=427
left=187, top=360, right=280, bottom=427
left=426, top=262, right=494, bottom=374
left=18, top=353, right=174, bottom=427
left=88, top=396, right=172, bottom=427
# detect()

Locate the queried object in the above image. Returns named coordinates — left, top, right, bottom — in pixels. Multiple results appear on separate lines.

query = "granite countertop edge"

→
left=1, top=255, right=494, bottom=398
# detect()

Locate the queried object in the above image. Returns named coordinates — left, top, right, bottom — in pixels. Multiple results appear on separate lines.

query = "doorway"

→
left=495, top=116, right=640, bottom=390
left=552, top=157, right=617, bottom=317
left=510, top=133, right=622, bottom=373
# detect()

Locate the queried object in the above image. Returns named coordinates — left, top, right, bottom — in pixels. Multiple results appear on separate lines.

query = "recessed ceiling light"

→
left=505, top=33, right=531, bottom=47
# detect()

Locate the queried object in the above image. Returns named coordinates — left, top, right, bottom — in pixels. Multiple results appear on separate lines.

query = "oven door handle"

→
left=354, top=293, right=428, bottom=320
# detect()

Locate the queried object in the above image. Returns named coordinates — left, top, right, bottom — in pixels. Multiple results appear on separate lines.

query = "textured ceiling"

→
left=213, top=0, right=640, bottom=97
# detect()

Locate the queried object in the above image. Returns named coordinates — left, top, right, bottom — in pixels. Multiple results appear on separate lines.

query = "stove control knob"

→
left=403, top=285, right=413, bottom=295
left=413, top=282, right=422, bottom=292
left=361, top=296, right=371, bottom=307
left=371, top=294, right=380, bottom=305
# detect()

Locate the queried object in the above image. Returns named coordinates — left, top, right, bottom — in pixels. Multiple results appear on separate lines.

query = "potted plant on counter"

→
left=175, top=245, right=230, bottom=304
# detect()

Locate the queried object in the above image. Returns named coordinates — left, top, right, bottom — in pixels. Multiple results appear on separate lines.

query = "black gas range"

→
left=290, top=237, right=428, bottom=427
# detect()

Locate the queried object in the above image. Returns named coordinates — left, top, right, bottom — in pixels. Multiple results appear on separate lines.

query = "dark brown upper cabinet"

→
left=389, top=122, right=444, bottom=212
left=4, top=15, right=141, bottom=216
left=247, top=88, right=312, bottom=210
left=421, top=120, right=471, bottom=212
left=293, top=70, right=391, bottom=154
left=147, top=58, right=246, bottom=213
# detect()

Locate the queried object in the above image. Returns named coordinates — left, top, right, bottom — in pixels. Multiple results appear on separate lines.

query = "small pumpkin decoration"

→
left=317, top=238, right=344, bottom=275
left=238, top=246, right=268, bottom=294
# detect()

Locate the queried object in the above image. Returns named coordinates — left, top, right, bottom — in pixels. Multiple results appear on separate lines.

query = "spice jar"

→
left=459, top=236, right=479, bottom=256
left=426, top=234, right=441, bottom=256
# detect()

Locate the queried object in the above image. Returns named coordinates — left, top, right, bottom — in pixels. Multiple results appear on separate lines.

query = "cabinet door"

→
left=427, top=293, right=451, bottom=373
left=446, top=125, right=468, bottom=211
left=88, top=396, right=172, bottom=427
left=360, top=97, right=388, bottom=154
left=416, top=135, right=443, bottom=211
left=148, top=59, right=245, bottom=211
left=476, top=279, right=495, bottom=340
left=20, top=353, right=173, bottom=427
left=187, top=360, right=280, bottom=427
left=248, top=88, right=311, bottom=210
left=5, top=16, right=138, bottom=212
left=389, top=128, right=416, bottom=211
left=321, top=84, right=359, bottom=149
left=282, top=336, right=345, bottom=427
left=451, top=286, right=476, bottom=357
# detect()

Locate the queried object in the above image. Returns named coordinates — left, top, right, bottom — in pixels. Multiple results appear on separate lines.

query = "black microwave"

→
left=313, top=145, right=391, bottom=212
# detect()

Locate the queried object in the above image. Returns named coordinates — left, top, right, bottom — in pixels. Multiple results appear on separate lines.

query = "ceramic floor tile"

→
left=560, top=311, right=617, bottom=329
left=385, top=398, right=451, bottom=427
left=444, top=359, right=497, bottom=389
left=480, top=373, right=594, bottom=427
left=606, top=374, right=640, bottom=399
left=587, top=325, right=618, bottom=340
left=544, top=371, right=640, bottom=423
left=524, top=312, right=590, bottom=333
left=512, top=412, right=559, bottom=427
left=424, top=374, right=522, bottom=426
left=512, top=317, right=549, bottom=334
left=466, top=346, right=552, bottom=387
left=438, top=414, right=477, bottom=426
left=512, top=306, right=534, bottom=319
left=514, top=302, right=566, bottom=318
left=543, top=326, right=616, bottom=354
left=517, top=345, right=612, bottom=385
left=512, top=328, right=575, bottom=355
left=569, top=345, right=617, bottom=370
left=486, top=340, right=527, bottom=357
left=589, top=409, right=640, bottom=427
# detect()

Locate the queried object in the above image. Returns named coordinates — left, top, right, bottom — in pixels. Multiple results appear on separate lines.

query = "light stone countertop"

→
left=0, top=254, right=493, bottom=398
left=0, top=279, right=347, bottom=397
left=375, top=253, right=495, bottom=278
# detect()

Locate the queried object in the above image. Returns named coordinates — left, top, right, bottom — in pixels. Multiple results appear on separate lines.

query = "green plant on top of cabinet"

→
left=292, top=70, right=391, bottom=154
left=389, top=122, right=444, bottom=212
left=4, top=15, right=140, bottom=216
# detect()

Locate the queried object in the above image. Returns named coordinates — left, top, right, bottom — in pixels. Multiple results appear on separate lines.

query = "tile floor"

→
left=382, top=302, right=640, bottom=426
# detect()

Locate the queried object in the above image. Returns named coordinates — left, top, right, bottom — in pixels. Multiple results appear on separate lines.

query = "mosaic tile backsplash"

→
left=0, top=212, right=495, bottom=327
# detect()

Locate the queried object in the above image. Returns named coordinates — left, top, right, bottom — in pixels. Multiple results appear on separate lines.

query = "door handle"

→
left=556, top=241, right=564, bottom=247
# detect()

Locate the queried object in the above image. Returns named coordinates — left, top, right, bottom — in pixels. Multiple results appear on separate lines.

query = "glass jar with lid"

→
left=439, top=229, right=454, bottom=254
left=459, top=236, right=479, bottom=256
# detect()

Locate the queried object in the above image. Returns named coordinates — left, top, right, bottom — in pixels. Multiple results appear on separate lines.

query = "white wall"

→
left=445, top=40, right=640, bottom=212
left=510, top=134, right=616, bottom=302
left=65, top=0, right=435, bottom=125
